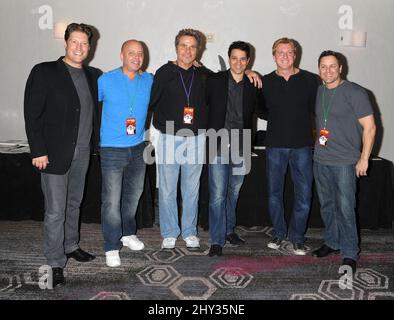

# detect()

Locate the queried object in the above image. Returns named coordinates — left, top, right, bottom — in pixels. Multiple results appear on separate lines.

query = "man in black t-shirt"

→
left=262, top=37, right=319, bottom=255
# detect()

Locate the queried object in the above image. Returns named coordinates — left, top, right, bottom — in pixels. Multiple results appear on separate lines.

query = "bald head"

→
left=120, top=39, right=144, bottom=76
left=121, top=39, right=142, bottom=52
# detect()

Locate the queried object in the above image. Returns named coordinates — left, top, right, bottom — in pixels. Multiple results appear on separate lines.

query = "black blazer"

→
left=24, top=57, right=101, bottom=174
left=206, top=70, right=264, bottom=132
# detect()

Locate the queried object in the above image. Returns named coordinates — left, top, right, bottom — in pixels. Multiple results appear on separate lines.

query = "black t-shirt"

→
left=149, top=62, right=211, bottom=136
left=262, top=69, right=320, bottom=148
left=225, top=74, right=244, bottom=131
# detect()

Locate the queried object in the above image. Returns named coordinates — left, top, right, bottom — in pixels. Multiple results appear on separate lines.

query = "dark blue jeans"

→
left=266, top=147, right=313, bottom=244
left=313, top=162, right=359, bottom=260
left=208, top=156, right=246, bottom=246
left=100, top=143, right=146, bottom=252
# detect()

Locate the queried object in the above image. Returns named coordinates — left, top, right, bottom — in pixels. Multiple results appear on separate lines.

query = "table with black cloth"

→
left=198, top=150, right=394, bottom=230
left=0, top=152, right=156, bottom=228
left=1, top=150, right=393, bottom=230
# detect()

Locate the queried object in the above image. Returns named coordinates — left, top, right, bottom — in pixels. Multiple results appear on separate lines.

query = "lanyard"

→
left=321, top=85, right=338, bottom=129
left=123, top=71, right=140, bottom=116
left=178, top=69, right=195, bottom=106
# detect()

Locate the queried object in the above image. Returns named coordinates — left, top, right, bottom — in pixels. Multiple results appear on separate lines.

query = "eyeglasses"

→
left=177, top=44, right=198, bottom=51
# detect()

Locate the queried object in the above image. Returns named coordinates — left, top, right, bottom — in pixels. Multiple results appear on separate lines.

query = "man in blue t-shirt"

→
left=98, top=40, right=153, bottom=267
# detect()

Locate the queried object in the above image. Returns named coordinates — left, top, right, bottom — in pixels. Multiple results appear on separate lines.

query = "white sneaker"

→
left=184, top=236, right=200, bottom=248
left=121, top=235, right=145, bottom=251
left=161, top=237, right=177, bottom=249
left=105, top=250, right=121, bottom=267
left=267, top=238, right=283, bottom=250
left=293, top=243, right=308, bottom=256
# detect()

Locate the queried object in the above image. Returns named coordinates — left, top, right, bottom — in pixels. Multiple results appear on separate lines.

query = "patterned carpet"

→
left=1, top=221, right=394, bottom=300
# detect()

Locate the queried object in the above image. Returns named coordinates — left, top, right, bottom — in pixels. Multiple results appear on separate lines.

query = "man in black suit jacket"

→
left=206, top=41, right=264, bottom=257
left=24, top=23, right=100, bottom=287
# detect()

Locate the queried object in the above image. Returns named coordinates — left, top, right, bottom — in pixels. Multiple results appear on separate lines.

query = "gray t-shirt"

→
left=65, top=62, right=93, bottom=148
left=314, top=80, right=373, bottom=165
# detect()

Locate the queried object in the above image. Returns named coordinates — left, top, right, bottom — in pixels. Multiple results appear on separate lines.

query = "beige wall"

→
left=1, top=0, right=393, bottom=160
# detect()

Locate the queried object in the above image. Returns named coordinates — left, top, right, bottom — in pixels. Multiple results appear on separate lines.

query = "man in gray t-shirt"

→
left=311, top=50, right=376, bottom=275
left=314, top=80, right=373, bottom=165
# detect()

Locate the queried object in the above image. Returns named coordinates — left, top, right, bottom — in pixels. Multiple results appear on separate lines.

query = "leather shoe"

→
left=66, top=248, right=95, bottom=262
left=52, top=267, right=65, bottom=288
left=341, top=258, right=357, bottom=274
left=312, top=244, right=340, bottom=258
left=226, top=233, right=245, bottom=245
left=208, top=245, right=223, bottom=257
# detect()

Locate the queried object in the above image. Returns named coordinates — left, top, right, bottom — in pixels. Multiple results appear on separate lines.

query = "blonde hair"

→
left=272, top=37, right=296, bottom=55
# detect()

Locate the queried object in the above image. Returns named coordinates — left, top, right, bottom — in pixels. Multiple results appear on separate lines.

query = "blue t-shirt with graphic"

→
left=98, top=68, right=153, bottom=147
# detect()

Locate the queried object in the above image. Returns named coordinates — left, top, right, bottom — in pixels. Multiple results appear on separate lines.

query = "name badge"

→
left=126, top=118, right=136, bottom=135
left=183, top=106, right=194, bottom=124
left=319, top=128, right=330, bottom=146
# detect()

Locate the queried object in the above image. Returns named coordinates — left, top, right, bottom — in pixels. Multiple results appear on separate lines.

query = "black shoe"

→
left=52, top=267, right=65, bottom=288
left=341, top=258, right=357, bottom=274
left=226, top=233, right=245, bottom=245
left=66, top=248, right=95, bottom=262
left=208, top=245, right=223, bottom=257
left=312, top=244, right=340, bottom=258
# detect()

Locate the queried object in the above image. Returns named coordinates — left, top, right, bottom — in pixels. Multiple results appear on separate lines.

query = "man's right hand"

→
left=32, top=155, right=49, bottom=170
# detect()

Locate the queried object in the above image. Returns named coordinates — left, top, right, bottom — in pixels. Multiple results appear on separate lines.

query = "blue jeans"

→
left=313, top=162, right=359, bottom=260
left=100, top=143, right=146, bottom=252
left=41, top=147, right=90, bottom=268
left=209, top=156, right=246, bottom=246
left=157, top=133, right=205, bottom=239
left=266, top=147, right=313, bottom=244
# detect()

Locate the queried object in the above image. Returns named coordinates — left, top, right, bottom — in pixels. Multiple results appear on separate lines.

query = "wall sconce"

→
left=339, top=30, right=367, bottom=47
left=53, top=22, right=67, bottom=39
